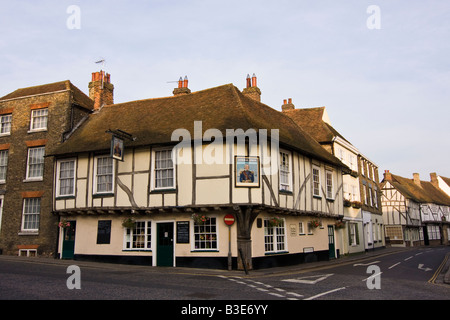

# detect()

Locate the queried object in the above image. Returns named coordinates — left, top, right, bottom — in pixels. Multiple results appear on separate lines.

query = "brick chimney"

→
left=89, top=71, right=114, bottom=110
left=281, top=98, right=295, bottom=112
left=242, top=73, right=261, bottom=102
left=173, top=76, right=191, bottom=96
left=383, top=170, right=392, bottom=181
left=413, top=173, right=421, bottom=187
left=430, top=172, right=439, bottom=188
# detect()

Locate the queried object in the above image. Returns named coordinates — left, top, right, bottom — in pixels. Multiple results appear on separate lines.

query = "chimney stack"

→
left=430, top=172, right=439, bottom=188
left=383, top=170, right=392, bottom=181
left=281, top=98, right=295, bottom=112
left=173, top=75, right=191, bottom=96
left=413, top=173, right=421, bottom=187
left=242, top=73, right=261, bottom=102
left=89, top=70, right=114, bottom=110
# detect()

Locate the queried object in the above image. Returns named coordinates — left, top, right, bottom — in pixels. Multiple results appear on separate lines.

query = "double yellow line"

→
left=428, top=252, right=449, bottom=284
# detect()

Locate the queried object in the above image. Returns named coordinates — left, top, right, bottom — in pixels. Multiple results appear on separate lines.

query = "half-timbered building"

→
left=381, top=171, right=450, bottom=246
left=49, top=72, right=349, bottom=269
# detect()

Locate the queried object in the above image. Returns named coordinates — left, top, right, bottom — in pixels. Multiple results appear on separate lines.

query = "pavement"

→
left=1, top=245, right=449, bottom=284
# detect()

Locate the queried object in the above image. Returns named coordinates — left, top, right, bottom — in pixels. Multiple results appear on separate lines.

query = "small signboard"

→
left=111, top=135, right=124, bottom=161
left=176, top=221, right=190, bottom=244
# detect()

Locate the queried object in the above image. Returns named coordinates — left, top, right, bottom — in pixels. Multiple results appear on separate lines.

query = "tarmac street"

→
left=0, top=246, right=448, bottom=302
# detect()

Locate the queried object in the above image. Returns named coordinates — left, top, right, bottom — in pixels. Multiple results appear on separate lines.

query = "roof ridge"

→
left=106, top=83, right=237, bottom=108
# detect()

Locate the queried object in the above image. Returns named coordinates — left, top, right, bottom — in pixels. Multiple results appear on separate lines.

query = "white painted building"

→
left=50, top=73, right=349, bottom=269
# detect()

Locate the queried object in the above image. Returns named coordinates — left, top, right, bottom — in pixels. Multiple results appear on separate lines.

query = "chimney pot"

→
left=242, top=73, right=261, bottom=102
left=281, top=98, right=295, bottom=112
left=173, top=75, right=191, bottom=96
left=251, top=73, right=257, bottom=87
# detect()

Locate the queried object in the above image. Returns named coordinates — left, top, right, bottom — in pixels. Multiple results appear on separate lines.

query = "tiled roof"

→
left=50, top=83, right=347, bottom=168
left=0, top=80, right=94, bottom=110
left=385, top=173, right=450, bottom=206
left=283, top=107, right=350, bottom=144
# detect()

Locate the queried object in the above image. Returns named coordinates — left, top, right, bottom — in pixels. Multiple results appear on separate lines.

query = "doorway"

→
left=328, top=225, right=336, bottom=259
left=157, top=222, right=174, bottom=267
left=62, top=221, right=76, bottom=259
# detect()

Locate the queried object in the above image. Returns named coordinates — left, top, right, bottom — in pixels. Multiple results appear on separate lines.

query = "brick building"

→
left=0, top=78, right=94, bottom=256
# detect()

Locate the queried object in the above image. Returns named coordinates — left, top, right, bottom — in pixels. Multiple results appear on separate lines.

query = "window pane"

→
left=27, top=147, right=45, bottom=179
left=193, top=217, right=217, bottom=250
left=96, top=157, right=113, bottom=193
left=23, top=198, right=40, bottom=230
left=59, top=160, right=75, bottom=195
left=154, top=150, right=174, bottom=188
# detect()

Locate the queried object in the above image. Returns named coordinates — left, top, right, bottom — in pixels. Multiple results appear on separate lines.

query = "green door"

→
left=157, top=223, right=174, bottom=267
left=62, top=221, right=76, bottom=259
left=328, top=225, right=336, bottom=259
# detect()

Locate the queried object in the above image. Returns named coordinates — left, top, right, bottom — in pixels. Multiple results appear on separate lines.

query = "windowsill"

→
left=264, top=251, right=289, bottom=256
left=122, top=249, right=152, bottom=252
left=0, top=133, right=11, bottom=137
left=23, top=178, right=43, bottom=183
left=313, top=195, right=322, bottom=199
left=326, top=198, right=335, bottom=202
left=56, top=195, right=76, bottom=200
left=191, top=250, right=219, bottom=252
left=93, top=192, right=114, bottom=198
left=150, top=188, right=177, bottom=194
left=279, top=189, right=293, bottom=195
left=28, top=129, right=47, bottom=134
left=18, top=231, right=39, bottom=236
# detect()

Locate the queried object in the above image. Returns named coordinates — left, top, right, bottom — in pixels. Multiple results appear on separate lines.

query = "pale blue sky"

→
left=1, top=0, right=449, bottom=180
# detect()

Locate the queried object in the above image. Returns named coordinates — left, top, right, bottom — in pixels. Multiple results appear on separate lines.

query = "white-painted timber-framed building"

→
left=49, top=72, right=350, bottom=270
left=380, top=171, right=450, bottom=246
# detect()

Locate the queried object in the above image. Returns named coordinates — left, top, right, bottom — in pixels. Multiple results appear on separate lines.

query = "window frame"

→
left=21, top=197, right=41, bottom=232
left=192, top=216, right=218, bottom=251
left=26, top=146, right=45, bottom=181
left=325, top=169, right=334, bottom=200
left=279, top=150, right=292, bottom=192
left=123, top=220, right=152, bottom=251
left=93, top=155, right=115, bottom=195
left=264, top=218, right=287, bottom=254
left=0, top=114, right=12, bottom=136
left=29, top=108, right=48, bottom=132
left=0, top=149, right=8, bottom=183
left=56, top=158, right=77, bottom=197
left=151, top=147, right=175, bottom=191
left=312, top=165, right=321, bottom=197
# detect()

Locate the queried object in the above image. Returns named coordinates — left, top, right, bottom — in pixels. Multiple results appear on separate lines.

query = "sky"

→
left=1, top=0, right=449, bottom=181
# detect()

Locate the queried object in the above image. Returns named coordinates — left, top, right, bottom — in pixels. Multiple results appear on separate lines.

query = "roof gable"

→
left=386, top=173, right=450, bottom=206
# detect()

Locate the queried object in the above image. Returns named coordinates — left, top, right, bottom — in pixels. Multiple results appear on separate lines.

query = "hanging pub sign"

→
left=106, top=129, right=136, bottom=162
left=111, top=135, right=124, bottom=161
left=235, top=156, right=260, bottom=188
